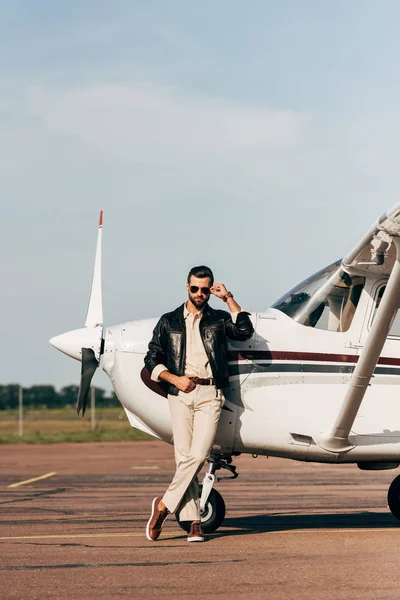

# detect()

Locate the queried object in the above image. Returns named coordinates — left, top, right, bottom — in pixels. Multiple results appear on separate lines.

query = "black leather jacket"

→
left=144, top=303, right=254, bottom=395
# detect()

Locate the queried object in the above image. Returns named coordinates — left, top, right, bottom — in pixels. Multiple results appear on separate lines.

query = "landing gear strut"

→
left=175, top=455, right=238, bottom=534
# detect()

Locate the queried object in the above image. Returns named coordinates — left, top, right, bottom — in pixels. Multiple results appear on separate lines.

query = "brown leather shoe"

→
left=187, top=520, right=204, bottom=542
left=146, top=497, right=169, bottom=541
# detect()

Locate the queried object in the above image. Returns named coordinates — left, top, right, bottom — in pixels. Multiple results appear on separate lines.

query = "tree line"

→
left=0, top=385, right=119, bottom=410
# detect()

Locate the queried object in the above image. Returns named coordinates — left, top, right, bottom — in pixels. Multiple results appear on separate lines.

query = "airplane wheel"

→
left=175, top=485, right=226, bottom=534
left=388, top=475, right=400, bottom=520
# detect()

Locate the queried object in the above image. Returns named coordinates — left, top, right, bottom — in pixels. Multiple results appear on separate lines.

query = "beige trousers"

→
left=162, top=385, right=223, bottom=521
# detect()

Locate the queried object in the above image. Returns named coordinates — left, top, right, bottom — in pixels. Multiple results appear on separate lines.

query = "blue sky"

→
left=2, top=0, right=400, bottom=389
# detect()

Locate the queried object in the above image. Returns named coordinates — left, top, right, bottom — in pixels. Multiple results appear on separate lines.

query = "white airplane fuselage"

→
left=49, top=204, right=400, bottom=528
left=103, top=271, right=400, bottom=465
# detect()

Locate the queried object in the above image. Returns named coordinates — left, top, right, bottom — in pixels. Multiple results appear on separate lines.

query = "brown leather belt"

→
left=189, top=377, right=215, bottom=386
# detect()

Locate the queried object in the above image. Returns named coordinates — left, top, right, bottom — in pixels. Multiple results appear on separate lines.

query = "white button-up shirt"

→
left=182, top=303, right=212, bottom=379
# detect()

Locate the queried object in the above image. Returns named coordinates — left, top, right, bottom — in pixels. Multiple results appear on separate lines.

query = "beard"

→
left=188, top=293, right=209, bottom=310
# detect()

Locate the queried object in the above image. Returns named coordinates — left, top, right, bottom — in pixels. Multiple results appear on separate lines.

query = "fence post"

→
left=91, top=387, right=96, bottom=431
left=18, top=386, right=23, bottom=437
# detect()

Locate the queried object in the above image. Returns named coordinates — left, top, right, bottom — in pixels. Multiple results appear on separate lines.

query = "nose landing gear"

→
left=175, top=455, right=238, bottom=534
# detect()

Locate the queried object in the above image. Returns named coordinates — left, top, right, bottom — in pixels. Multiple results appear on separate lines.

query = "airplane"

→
left=50, top=204, right=400, bottom=533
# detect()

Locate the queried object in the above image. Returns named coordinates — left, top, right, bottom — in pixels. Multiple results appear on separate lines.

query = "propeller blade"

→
left=77, top=213, right=105, bottom=417
left=50, top=212, right=105, bottom=418
left=77, top=348, right=99, bottom=416
left=85, top=210, right=103, bottom=329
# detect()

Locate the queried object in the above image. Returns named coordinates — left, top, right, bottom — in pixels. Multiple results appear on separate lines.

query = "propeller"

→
left=49, top=211, right=105, bottom=417
left=77, top=210, right=104, bottom=416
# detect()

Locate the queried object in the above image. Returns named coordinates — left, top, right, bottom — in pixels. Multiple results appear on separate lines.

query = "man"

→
left=144, top=265, right=254, bottom=542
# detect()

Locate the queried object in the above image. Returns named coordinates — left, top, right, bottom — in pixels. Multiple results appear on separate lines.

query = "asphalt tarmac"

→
left=2, top=441, right=400, bottom=599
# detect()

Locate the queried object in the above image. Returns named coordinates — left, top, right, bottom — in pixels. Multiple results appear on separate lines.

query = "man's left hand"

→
left=210, top=283, right=229, bottom=299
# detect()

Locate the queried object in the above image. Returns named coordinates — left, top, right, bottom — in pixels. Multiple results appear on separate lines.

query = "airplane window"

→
left=372, top=286, right=400, bottom=337
left=272, top=260, right=365, bottom=332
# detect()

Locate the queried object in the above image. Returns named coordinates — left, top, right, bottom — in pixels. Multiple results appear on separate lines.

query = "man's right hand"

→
left=158, top=370, right=196, bottom=393
left=174, top=376, right=196, bottom=393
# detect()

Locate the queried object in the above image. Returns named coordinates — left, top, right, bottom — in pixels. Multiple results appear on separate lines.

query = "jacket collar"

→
left=201, top=302, right=215, bottom=325
left=183, top=301, right=205, bottom=319
left=172, top=302, right=214, bottom=325
left=172, top=303, right=185, bottom=320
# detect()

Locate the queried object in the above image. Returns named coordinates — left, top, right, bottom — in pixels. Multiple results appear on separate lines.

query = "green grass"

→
left=0, top=407, right=152, bottom=443
left=0, top=430, right=151, bottom=444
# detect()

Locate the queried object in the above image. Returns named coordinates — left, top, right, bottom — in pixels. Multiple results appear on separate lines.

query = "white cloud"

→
left=26, top=83, right=311, bottom=165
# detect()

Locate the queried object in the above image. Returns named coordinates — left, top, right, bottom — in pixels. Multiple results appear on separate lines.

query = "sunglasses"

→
left=190, top=285, right=211, bottom=295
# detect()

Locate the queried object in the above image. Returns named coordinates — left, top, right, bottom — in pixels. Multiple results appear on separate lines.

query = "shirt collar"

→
left=184, top=301, right=204, bottom=319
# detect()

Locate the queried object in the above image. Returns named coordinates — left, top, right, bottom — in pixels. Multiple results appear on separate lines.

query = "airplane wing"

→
left=292, top=204, right=400, bottom=328
left=342, top=202, right=400, bottom=277
left=320, top=201, right=400, bottom=454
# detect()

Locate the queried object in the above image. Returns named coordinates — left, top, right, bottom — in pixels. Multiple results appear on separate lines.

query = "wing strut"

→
left=319, top=235, right=400, bottom=453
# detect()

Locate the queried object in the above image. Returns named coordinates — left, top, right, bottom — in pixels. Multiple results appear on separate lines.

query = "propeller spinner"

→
left=50, top=211, right=105, bottom=416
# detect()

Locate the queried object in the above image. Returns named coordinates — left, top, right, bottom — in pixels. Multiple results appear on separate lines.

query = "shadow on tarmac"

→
left=212, top=511, right=400, bottom=537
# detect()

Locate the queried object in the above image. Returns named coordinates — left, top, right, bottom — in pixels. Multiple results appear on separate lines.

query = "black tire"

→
left=388, top=475, right=400, bottom=520
left=175, top=485, right=226, bottom=534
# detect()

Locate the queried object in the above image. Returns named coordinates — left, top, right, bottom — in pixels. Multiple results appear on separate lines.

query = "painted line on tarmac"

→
left=259, top=528, right=398, bottom=534
left=7, top=472, right=57, bottom=488
left=0, top=533, right=144, bottom=541
left=131, top=466, right=160, bottom=470
left=0, top=528, right=396, bottom=541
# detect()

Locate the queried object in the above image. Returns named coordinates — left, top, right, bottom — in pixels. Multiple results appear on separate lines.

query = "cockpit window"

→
left=272, top=260, right=365, bottom=332
left=372, top=285, right=400, bottom=337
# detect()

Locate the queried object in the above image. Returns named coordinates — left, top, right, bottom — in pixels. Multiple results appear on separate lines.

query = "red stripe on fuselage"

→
left=227, top=350, right=400, bottom=366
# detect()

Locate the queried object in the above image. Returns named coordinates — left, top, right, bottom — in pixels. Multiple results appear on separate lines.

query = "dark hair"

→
left=187, top=265, right=214, bottom=286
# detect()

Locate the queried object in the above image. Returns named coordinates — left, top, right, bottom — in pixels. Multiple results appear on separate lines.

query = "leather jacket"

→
left=144, top=303, right=254, bottom=395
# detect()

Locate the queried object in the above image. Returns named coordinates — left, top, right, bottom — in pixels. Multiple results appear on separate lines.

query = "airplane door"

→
left=358, top=278, right=400, bottom=366
left=213, top=313, right=256, bottom=455
left=351, top=278, right=400, bottom=436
